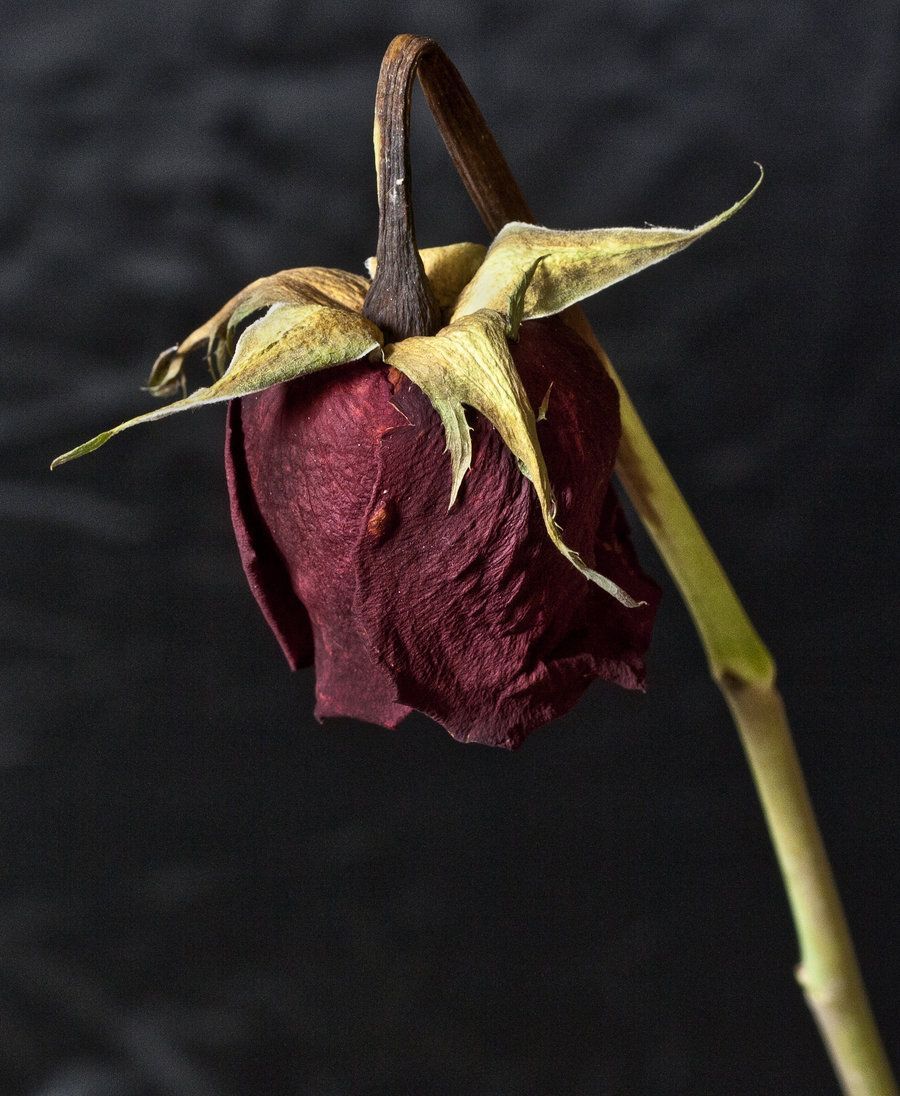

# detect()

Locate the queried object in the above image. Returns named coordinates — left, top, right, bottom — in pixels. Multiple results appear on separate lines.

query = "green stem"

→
left=579, top=327, right=897, bottom=1096
left=398, top=33, right=899, bottom=1094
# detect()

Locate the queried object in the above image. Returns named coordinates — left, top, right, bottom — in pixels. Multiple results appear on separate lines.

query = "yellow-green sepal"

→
left=52, top=303, right=382, bottom=468
left=385, top=309, right=643, bottom=607
left=144, top=267, right=371, bottom=397
left=452, top=169, right=763, bottom=322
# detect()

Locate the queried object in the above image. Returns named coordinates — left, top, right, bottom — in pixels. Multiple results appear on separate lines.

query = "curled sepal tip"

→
left=145, top=266, right=371, bottom=398
left=51, top=303, right=382, bottom=468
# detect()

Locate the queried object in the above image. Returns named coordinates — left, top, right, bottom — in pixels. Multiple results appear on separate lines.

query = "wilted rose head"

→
left=51, top=32, right=760, bottom=747
left=52, top=188, right=758, bottom=747
left=228, top=309, right=659, bottom=748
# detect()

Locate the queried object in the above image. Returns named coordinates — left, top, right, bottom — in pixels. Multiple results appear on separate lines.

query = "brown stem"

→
left=363, top=33, right=535, bottom=339
left=415, top=46, right=534, bottom=233
left=362, top=36, right=441, bottom=342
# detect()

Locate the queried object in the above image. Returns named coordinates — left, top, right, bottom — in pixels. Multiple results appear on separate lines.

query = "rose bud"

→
left=51, top=36, right=760, bottom=747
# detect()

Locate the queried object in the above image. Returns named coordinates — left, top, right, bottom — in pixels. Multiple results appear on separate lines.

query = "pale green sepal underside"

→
left=433, top=398, right=473, bottom=509
left=367, top=242, right=488, bottom=311
left=145, top=266, right=370, bottom=398
left=452, top=168, right=763, bottom=322
left=51, top=303, right=382, bottom=468
left=384, top=309, right=643, bottom=607
left=506, top=255, right=547, bottom=340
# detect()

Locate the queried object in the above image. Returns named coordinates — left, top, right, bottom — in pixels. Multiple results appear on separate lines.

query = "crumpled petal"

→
left=357, top=316, right=659, bottom=747
left=385, top=308, right=642, bottom=607
left=452, top=170, right=763, bottom=321
left=226, top=400, right=315, bottom=671
left=228, top=314, right=659, bottom=748
left=51, top=303, right=382, bottom=467
left=230, top=357, right=413, bottom=729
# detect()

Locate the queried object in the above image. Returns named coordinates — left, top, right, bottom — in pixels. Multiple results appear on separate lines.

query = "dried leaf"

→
left=145, top=267, right=370, bottom=397
left=144, top=345, right=185, bottom=398
left=452, top=169, right=763, bottom=321
left=52, top=303, right=382, bottom=468
left=432, top=397, right=473, bottom=509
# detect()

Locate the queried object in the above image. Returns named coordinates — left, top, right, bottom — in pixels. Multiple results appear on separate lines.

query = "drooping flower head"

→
left=52, top=35, right=760, bottom=747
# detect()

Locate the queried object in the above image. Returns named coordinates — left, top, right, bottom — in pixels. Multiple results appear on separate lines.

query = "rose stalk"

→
left=52, top=33, right=895, bottom=1094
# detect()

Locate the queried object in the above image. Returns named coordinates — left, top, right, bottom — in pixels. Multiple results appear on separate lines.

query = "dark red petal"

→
left=584, top=487, right=660, bottom=691
left=225, top=399, right=314, bottom=671
left=354, top=318, right=660, bottom=748
left=227, top=316, right=658, bottom=747
left=234, top=363, right=412, bottom=730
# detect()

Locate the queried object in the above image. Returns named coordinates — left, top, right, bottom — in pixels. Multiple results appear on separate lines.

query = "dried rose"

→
left=51, top=34, right=760, bottom=747
left=52, top=183, right=758, bottom=747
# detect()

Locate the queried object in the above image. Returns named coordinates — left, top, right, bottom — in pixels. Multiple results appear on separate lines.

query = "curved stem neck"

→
left=362, top=34, right=536, bottom=341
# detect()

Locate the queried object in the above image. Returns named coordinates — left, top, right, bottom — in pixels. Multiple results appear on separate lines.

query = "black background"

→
left=2, top=1, right=897, bottom=1093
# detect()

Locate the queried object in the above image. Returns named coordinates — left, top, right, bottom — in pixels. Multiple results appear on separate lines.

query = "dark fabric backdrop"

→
left=1, top=1, right=897, bottom=1093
